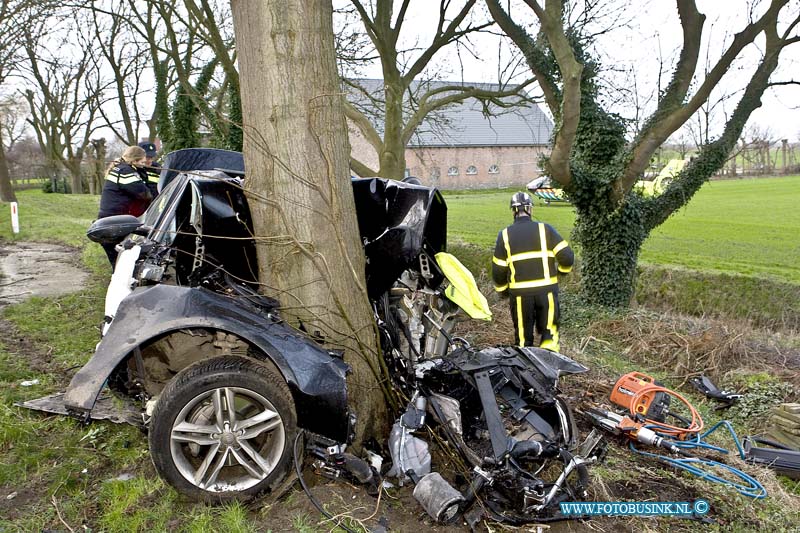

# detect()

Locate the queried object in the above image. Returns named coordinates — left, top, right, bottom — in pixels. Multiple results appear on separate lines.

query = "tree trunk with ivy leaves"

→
left=488, top=0, right=799, bottom=307
left=151, top=59, right=172, bottom=149
left=230, top=0, right=391, bottom=446
left=226, top=81, right=243, bottom=152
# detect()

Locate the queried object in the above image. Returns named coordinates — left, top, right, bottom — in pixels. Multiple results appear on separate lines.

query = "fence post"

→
left=10, top=202, right=19, bottom=234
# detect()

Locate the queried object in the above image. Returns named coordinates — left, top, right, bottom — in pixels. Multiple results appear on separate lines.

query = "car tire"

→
left=148, top=355, right=297, bottom=502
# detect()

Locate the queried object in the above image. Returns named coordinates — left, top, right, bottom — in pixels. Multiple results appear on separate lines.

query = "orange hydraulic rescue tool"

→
left=609, top=372, right=703, bottom=440
left=585, top=372, right=704, bottom=452
left=583, top=407, right=684, bottom=454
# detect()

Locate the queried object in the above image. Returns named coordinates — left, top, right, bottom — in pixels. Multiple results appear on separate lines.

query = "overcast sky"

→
left=347, top=0, right=800, bottom=141
left=14, top=1, right=797, bottom=152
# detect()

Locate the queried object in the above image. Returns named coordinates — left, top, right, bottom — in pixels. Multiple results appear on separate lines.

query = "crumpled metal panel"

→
left=159, top=149, right=449, bottom=297
left=351, top=178, right=448, bottom=297
left=64, top=284, right=350, bottom=442
left=19, top=391, right=143, bottom=427
left=451, top=346, right=588, bottom=379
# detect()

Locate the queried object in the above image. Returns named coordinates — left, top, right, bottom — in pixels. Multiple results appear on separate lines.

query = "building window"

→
left=488, top=164, right=499, bottom=174
left=466, top=165, right=478, bottom=175
left=448, top=166, right=459, bottom=176
left=430, top=167, right=441, bottom=180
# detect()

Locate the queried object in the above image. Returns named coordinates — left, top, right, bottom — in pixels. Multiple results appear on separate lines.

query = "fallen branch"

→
left=51, top=494, right=75, bottom=533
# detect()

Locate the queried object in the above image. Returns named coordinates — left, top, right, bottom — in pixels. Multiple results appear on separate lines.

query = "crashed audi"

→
left=34, top=148, right=604, bottom=523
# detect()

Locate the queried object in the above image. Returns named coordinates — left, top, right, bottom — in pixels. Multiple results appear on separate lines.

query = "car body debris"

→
left=22, top=148, right=605, bottom=524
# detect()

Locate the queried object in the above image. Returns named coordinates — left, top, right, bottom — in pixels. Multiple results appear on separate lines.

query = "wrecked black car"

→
left=37, top=149, right=602, bottom=522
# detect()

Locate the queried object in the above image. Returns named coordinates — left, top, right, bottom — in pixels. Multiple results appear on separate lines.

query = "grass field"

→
left=445, top=175, right=800, bottom=285
left=0, top=189, right=100, bottom=246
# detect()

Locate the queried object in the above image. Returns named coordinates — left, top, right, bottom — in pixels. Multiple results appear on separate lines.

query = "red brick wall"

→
left=406, top=145, right=549, bottom=189
left=348, top=126, right=549, bottom=189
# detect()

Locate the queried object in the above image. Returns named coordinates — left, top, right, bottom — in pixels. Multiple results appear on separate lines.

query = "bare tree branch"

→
left=767, top=79, right=800, bottom=86
left=620, top=0, right=791, bottom=194
left=402, top=80, right=537, bottom=145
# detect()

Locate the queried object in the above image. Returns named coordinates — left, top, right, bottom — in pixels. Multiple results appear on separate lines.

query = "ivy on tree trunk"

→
left=0, top=127, right=17, bottom=203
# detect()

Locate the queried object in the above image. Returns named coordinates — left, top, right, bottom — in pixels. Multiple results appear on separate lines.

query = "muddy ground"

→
left=0, top=242, right=89, bottom=306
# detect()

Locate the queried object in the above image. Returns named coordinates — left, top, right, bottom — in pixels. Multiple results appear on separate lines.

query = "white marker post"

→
left=10, top=202, right=19, bottom=234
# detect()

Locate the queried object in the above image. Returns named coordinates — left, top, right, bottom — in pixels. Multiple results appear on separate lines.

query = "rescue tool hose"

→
left=632, top=421, right=766, bottom=498
left=628, top=384, right=704, bottom=437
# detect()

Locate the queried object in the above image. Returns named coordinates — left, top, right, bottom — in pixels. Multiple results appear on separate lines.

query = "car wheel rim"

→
left=169, top=386, right=286, bottom=492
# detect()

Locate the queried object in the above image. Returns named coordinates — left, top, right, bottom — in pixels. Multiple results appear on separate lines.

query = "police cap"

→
left=138, top=142, right=158, bottom=158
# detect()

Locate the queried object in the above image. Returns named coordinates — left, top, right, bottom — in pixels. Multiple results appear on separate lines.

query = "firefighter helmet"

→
left=510, top=192, right=533, bottom=212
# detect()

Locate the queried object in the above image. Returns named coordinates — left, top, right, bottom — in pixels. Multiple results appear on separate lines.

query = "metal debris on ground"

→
left=17, top=391, right=143, bottom=427
left=20, top=149, right=606, bottom=525
left=766, top=403, right=800, bottom=449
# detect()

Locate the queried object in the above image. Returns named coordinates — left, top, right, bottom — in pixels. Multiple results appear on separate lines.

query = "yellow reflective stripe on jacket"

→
left=558, top=264, right=573, bottom=273
left=501, top=222, right=561, bottom=290
left=106, top=172, right=142, bottom=185
left=538, top=223, right=551, bottom=281
left=502, top=228, right=516, bottom=284
left=146, top=170, right=160, bottom=183
left=492, top=256, right=508, bottom=267
left=494, top=283, right=508, bottom=292
left=509, top=277, right=558, bottom=289
left=508, top=250, right=554, bottom=262
left=553, top=240, right=569, bottom=254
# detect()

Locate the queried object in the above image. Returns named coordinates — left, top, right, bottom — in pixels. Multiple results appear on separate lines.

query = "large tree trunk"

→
left=231, top=0, right=388, bottom=445
left=378, top=75, right=407, bottom=181
left=0, top=127, right=17, bottom=203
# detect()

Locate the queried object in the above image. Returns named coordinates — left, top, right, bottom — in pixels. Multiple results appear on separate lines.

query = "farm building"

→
left=346, top=79, right=554, bottom=189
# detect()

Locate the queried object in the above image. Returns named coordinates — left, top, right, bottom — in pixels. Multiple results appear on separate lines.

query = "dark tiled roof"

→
left=346, top=79, right=553, bottom=148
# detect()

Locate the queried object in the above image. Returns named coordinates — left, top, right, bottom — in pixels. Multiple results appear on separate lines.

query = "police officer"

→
left=492, top=192, right=574, bottom=351
left=138, top=141, right=161, bottom=197
left=97, top=145, right=153, bottom=267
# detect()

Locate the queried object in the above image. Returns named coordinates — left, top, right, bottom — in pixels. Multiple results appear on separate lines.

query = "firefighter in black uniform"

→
left=138, top=141, right=161, bottom=197
left=97, top=145, right=153, bottom=267
left=492, top=192, right=574, bottom=351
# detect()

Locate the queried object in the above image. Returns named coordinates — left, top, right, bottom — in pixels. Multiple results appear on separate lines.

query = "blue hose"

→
left=632, top=420, right=766, bottom=499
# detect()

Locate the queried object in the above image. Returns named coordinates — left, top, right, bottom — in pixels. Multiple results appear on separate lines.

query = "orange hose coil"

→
left=628, top=384, right=704, bottom=439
